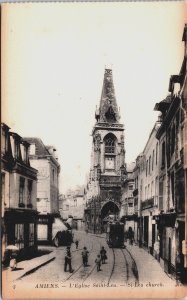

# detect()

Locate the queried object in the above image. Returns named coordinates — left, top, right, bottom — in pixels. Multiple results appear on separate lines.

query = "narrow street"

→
left=14, top=230, right=175, bottom=290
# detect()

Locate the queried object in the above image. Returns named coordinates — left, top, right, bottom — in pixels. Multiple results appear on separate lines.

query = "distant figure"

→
left=95, top=254, right=101, bottom=272
left=64, top=246, right=73, bottom=273
left=100, top=246, right=107, bottom=264
left=128, top=227, right=134, bottom=245
left=9, top=252, right=17, bottom=271
left=75, top=240, right=79, bottom=249
left=82, top=247, right=89, bottom=267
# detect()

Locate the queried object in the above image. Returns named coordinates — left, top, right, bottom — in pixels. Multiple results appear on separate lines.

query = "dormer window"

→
left=20, top=143, right=26, bottom=162
left=30, top=143, right=36, bottom=155
left=1, top=123, right=9, bottom=155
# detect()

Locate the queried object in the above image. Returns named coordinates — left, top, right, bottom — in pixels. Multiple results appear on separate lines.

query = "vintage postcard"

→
left=1, top=1, right=187, bottom=299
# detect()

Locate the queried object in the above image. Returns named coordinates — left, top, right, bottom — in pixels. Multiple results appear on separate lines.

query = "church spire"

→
left=95, top=69, right=120, bottom=123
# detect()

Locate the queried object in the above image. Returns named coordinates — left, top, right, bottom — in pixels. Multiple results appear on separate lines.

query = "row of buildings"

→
left=59, top=187, right=85, bottom=230
left=1, top=127, right=61, bottom=258
left=84, top=24, right=187, bottom=282
left=120, top=23, right=187, bottom=282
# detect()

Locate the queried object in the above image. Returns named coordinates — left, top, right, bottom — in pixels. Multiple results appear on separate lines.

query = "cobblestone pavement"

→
left=3, top=230, right=180, bottom=299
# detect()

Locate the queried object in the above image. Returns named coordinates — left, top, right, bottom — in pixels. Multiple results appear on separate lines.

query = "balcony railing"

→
left=100, top=175, right=121, bottom=186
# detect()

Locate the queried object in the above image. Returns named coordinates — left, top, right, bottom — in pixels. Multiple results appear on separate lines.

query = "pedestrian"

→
left=75, top=240, right=79, bottom=249
left=81, top=247, right=89, bottom=267
left=64, top=246, right=73, bottom=273
left=100, top=246, right=107, bottom=264
left=95, top=254, right=101, bottom=272
left=128, top=227, right=134, bottom=245
left=9, top=251, right=17, bottom=271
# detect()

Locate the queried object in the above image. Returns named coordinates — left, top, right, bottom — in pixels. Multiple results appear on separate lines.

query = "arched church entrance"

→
left=101, top=201, right=120, bottom=232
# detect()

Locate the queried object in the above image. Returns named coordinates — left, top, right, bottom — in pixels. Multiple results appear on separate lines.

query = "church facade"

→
left=84, top=69, right=126, bottom=233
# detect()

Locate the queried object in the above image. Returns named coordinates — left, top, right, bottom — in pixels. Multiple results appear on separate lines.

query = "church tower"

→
left=85, top=69, right=126, bottom=233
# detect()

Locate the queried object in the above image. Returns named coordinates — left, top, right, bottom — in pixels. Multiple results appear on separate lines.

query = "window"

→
left=105, top=137, right=115, bottom=154
left=149, top=156, right=151, bottom=174
left=52, top=169, right=55, bottom=182
left=27, top=180, right=32, bottom=205
left=14, top=139, right=20, bottom=159
left=146, top=160, right=148, bottom=176
left=156, top=143, right=158, bottom=165
left=129, top=185, right=133, bottom=190
left=151, top=181, right=154, bottom=197
left=29, top=144, right=36, bottom=155
left=159, top=181, right=163, bottom=210
left=161, top=142, right=166, bottom=168
left=152, top=150, right=154, bottom=171
left=155, top=176, right=158, bottom=205
left=1, top=130, right=6, bottom=154
left=170, top=172, right=175, bottom=207
left=19, top=177, right=25, bottom=205
left=20, top=144, right=26, bottom=162
left=1, top=173, right=5, bottom=207
left=15, top=224, right=24, bottom=249
left=29, top=224, right=34, bottom=246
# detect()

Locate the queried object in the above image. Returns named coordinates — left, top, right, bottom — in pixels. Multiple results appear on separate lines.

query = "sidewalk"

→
left=125, top=242, right=176, bottom=287
left=2, top=246, right=56, bottom=282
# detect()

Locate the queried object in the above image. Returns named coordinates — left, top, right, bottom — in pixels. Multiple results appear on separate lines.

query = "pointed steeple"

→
left=95, top=69, right=120, bottom=123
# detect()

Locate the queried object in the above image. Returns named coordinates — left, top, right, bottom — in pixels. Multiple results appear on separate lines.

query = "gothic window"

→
left=105, top=136, right=115, bottom=154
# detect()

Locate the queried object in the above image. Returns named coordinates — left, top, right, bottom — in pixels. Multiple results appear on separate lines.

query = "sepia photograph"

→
left=1, top=1, right=187, bottom=299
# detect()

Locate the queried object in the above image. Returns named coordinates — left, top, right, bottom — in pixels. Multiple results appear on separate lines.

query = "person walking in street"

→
left=128, top=227, right=134, bottom=245
left=95, top=254, right=102, bottom=272
left=81, top=247, right=89, bottom=267
left=100, top=246, right=107, bottom=264
left=9, top=251, right=17, bottom=271
left=64, top=246, right=73, bottom=273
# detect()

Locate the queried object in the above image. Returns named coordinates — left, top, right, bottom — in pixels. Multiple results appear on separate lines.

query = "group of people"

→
left=64, top=242, right=107, bottom=273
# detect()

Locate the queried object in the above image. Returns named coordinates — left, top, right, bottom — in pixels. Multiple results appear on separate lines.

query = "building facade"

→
left=120, top=162, right=136, bottom=235
left=1, top=123, right=38, bottom=258
left=138, top=122, right=160, bottom=255
left=84, top=69, right=126, bottom=233
left=153, top=25, right=187, bottom=282
left=130, top=24, right=187, bottom=282
left=24, top=138, right=60, bottom=244
left=59, top=187, right=85, bottom=230
left=132, top=153, right=143, bottom=244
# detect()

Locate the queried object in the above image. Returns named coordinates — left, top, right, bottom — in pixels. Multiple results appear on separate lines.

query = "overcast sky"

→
left=2, top=2, right=187, bottom=193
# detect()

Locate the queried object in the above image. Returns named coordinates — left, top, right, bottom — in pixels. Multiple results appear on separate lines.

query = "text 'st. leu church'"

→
left=84, top=69, right=126, bottom=233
